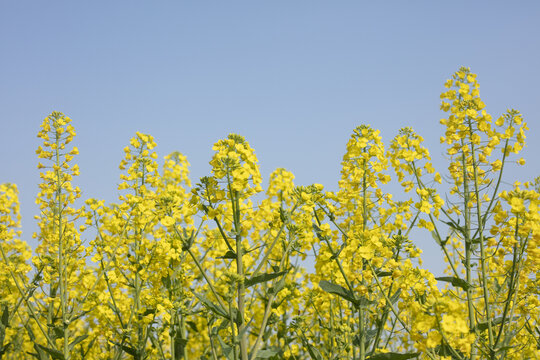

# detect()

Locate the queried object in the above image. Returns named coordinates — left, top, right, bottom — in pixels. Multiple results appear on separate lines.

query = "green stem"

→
left=54, top=127, right=70, bottom=360
left=461, top=147, right=478, bottom=360
left=470, top=136, right=494, bottom=354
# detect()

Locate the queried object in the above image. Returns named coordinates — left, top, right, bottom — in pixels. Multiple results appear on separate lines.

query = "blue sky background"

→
left=1, top=1, right=539, bottom=274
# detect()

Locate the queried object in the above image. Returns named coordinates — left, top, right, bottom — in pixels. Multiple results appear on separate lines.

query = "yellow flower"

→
left=161, top=215, right=175, bottom=227
left=510, top=197, right=525, bottom=213
left=357, top=245, right=374, bottom=260
left=491, top=159, right=502, bottom=171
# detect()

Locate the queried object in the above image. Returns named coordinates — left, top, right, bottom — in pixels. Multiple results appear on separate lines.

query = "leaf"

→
left=444, top=220, right=463, bottom=234
left=319, top=280, right=373, bottom=307
left=330, top=242, right=347, bottom=260
left=68, top=335, right=88, bottom=351
left=194, top=293, right=228, bottom=318
left=216, top=319, right=230, bottom=332
left=186, top=320, right=198, bottom=332
left=36, top=345, right=65, bottom=360
left=142, top=307, right=156, bottom=316
left=255, top=348, right=279, bottom=358
left=81, top=337, right=96, bottom=358
left=431, top=231, right=448, bottom=246
left=471, top=237, right=483, bottom=244
left=161, top=275, right=171, bottom=288
left=245, top=271, right=286, bottom=288
left=435, top=343, right=463, bottom=358
left=389, top=289, right=402, bottom=304
left=367, top=352, right=420, bottom=360
left=1, top=304, right=9, bottom=327
left=53, top=326, right=64, bottom=339
left=319, top=280, right=357, bottom=305
left=496, top=345, right=515, bottom=353
left=435, top=276, right=472, bottom=291
left=25, top=351, right=42, bottom=360
left=246, top=244, right=263, bottom=254
left=365, top=329, right=379, bottom=345
left=120, top=344, right=138, bottom=357
left=69, top=310, right=91, bottom=322
left=302, top=338, right=323, bottom=360
left=110, top=341, right=138, bottom=357
left=312, top=224, right=326, bottom=241
left=279, top=207, right=289, bottom=223
left=477, top=316, right=510, bottom=332
left=268, top=277, right=286, bottom=295
left=218, top=250, right=237, bottom=259
left=353, top=329, right=377, bottom=346
left=375, top=270, right=392, bottom=277
left=217, top=334, right=234, bottom=360
left=0, top=342, right=12, bottom=356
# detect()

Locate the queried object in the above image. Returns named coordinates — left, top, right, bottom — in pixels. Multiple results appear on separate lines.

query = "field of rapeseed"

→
left=1, top=68, right=539, bottom=359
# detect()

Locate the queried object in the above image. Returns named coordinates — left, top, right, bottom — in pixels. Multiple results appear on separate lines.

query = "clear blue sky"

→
left=1, top=1, right=539, bottom=273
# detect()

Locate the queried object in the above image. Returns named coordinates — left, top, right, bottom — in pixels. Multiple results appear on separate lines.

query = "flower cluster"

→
left=1, top=69, right=539, bottom=359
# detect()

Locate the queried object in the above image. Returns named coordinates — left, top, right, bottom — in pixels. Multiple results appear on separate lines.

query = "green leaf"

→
left=367, top=352, right=420, bottom=360
left=268, top=277, right=286, bottom=295
left=301, top=339, right=323, bottom=360
left=477, top=316, right=510, bottom=332
left=216, top=319, right=230, bottom=332
left=312, top=224, right=327, bottom=241
left=319, top=280, right=372, bottom=307
left=255, top=348, right=279, bottom=359
left=25, top=351, right=42, bottom=360
left=217, top=334, right=234, bottom=360
left=471, top=237, right=483, bottom=244
left=1, top=305, right=9, bottom=327
left=69, top=310, right=91, bottom=322
left=246, top=244, right=263, bottom=254
left=444, top=220, right=464, bottom=234
left=142, top=307, right=156, bottom=316
left=365, top=329, right=379, bottom=345
left=194, top=293, right=228, bottom=318
left=389, top=289, right=402, bottom=304
left=35, top=345, right=65, bottom=360
left=245, top=271, right=287, bottom=288
left=496, top=345, right=515, bottom=353
left=68, top=335, right=88, bottom=351
left=52, top=326, right=64, bottom=339
left=279, top=207, right=289, bottom=223
left=186, top=320, right=198, bottom=332
left=120, top=344, right=138, bottom=357
left=435, top=276, right=472, bottom=291
left=218, top=250, right=237, bottom=259
left=353, top=330, right=378, bottom=346
left=0, top=342, right=12, bottom=356
left=81, top=337, right=96, bottom=358
left=110, top=341, right=138, bottom=357
left=435, top=343, right=463, bottom=358
left=319, top=280, right=356, bottom=305
left=161, top=275, right=171, bottom=288
left=330, top=242, right=347, bottom=260
left=431, top=231, right=448, bottom=246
